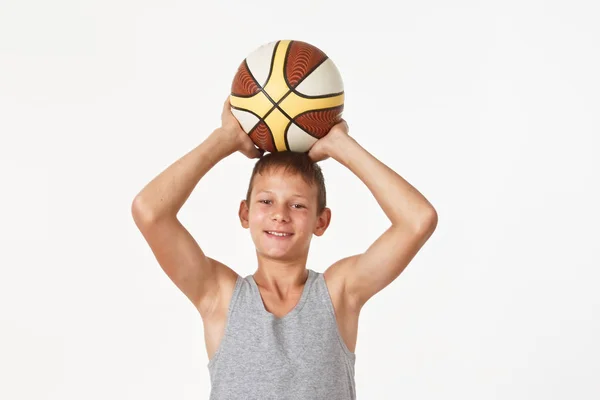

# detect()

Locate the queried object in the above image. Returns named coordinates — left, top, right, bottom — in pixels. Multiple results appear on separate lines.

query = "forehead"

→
left=252, top=168, right=316, bottom=198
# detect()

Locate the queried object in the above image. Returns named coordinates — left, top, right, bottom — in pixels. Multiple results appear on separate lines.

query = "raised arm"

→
left=309, top=121, right=438, bottom=310
left=131, top=99, right=261, bottom=316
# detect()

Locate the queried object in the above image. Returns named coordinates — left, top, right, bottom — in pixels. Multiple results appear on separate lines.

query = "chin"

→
left=256, top=244, right=301, bottom=261
left=251, top=231, right=310, bottom=260
left=258, top=247, right=293, bottom=260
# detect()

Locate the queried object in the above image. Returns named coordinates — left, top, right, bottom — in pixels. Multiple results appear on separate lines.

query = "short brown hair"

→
left=245, top=152, right=326, bottom=214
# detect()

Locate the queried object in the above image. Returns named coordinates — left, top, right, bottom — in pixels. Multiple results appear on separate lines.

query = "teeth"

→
left=268, top=231, right=291, bottom=237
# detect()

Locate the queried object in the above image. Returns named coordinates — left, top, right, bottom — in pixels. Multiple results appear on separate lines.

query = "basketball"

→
left=230, top=40, right=344, bottom=153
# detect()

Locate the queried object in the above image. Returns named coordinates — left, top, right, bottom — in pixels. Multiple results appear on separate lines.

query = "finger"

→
left=243, top=144, right=262, bottom=159
left=222, top=97, right=232, bottom=117
left=307, top=150, right=320, bottom=163
left=337, top=119, right=348, bottom=132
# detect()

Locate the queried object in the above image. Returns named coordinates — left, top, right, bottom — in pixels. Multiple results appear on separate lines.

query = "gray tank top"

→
left=207, top=268, right=357, bottom=399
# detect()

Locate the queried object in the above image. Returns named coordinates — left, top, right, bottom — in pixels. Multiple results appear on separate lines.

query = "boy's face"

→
left=239, top=168, right=331, bottom=261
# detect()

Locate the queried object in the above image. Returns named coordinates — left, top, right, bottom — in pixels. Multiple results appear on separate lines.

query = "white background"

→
left=1, top=0, right=599, bottom=399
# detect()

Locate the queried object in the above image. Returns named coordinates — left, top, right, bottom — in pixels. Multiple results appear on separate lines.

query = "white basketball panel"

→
left=245, top=41, right=277, bottom=88
left=231, top=108, right=260, bottom=134
left=286, top=122, right=318, bottom=152
left=295, top=58, right=344, bottom=96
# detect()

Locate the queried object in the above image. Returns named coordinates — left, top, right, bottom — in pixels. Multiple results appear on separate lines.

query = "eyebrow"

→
left=257, top=190, right=308, bottom=199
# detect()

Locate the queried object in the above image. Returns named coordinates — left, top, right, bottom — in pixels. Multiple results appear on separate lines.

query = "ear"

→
left=238, top=199, right=250, bottom=229
left=313, top=207, right=331, bottom=237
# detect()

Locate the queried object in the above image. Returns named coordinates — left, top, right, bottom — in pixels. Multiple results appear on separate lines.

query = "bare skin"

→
left=132, top=97, right=437, bottom=364
left=201, top=261, right=359, bottom=360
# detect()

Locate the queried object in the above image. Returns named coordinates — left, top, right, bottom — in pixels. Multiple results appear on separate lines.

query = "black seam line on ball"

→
left=283, top=119, right=292, bottom=151
left=289, top=118, right=323, bottom=140
left=262, top=104, right=276, bottom=121
left=263, top=41, right=279, bottom=90
left=275, top=89, right=293, bottom=107
left=230, top=105, right=265, bottom=128
left=282, top=41, right=294, bottom=91
left=290, top=89, right=345, bottom=100
left=275, top=103, right=294, bottom=122
left=261, top=89, right=292, bottom=122
left=243, top=59, right=263, bottom=96
left=270, top=89, right=294, bottom=121
left=229, top=60, right=262, bottom=98
left=281, top=41, right=330, bottom=92
left=261, top=102, right=293, bottom=134
left=247, top=118, right=276, bottom=150
left=291, top=105, right=344, bottom=141
left=234, top=40, right=279, bottom=98
left=288, top=56, right=330, bottom=91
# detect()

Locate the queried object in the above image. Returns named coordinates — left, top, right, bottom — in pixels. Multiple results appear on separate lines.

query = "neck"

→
left=253, top=255, right=309, bottom=295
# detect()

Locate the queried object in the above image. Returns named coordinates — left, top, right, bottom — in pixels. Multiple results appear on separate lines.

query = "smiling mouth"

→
left=264, top=231, right=294, bottom=238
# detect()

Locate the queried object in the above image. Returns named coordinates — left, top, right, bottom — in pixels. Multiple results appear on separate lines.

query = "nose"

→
left=271, top=205, right=290, bottom=222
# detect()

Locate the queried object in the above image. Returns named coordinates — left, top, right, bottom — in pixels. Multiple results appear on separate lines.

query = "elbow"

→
left=131, top=195, right=156, bottom=227
left=416, top=207, right=438, bottom=235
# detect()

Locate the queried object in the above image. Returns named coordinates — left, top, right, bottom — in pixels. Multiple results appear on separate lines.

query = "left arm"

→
left=310, top=121, right=438, bottom=310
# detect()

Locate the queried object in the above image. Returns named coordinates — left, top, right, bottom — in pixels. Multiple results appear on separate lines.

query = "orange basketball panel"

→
left=249, top=121, right=276, bottom=153
left=231, top=61, right=260, bottom=97
left=294, top=106, right=344, bottom=139
left=285, top=41, right=328, bottom=89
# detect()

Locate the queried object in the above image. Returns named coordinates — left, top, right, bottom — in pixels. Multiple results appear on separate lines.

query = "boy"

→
left=132, top=99, right=438, bottom=399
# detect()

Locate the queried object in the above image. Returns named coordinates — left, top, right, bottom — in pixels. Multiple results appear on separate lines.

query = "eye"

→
left=292, top=203, right=305, bottom=209
left=259, top=199, right=272, bottom=205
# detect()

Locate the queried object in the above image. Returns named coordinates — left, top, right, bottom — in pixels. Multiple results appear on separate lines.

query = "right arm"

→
left=131, top=99, right=261, bottom=317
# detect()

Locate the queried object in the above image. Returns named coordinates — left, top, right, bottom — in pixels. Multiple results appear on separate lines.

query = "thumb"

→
left=221, top=97, right=232, bottom=120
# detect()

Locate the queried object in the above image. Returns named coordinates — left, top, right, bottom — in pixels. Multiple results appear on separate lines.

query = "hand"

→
left=307, top=119, right=350, bottom=162
left=218, top=97, right=263, bottom=159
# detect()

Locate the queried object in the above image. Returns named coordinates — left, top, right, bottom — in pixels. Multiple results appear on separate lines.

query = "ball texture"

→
left=230, top=40, right=344, bottom=153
